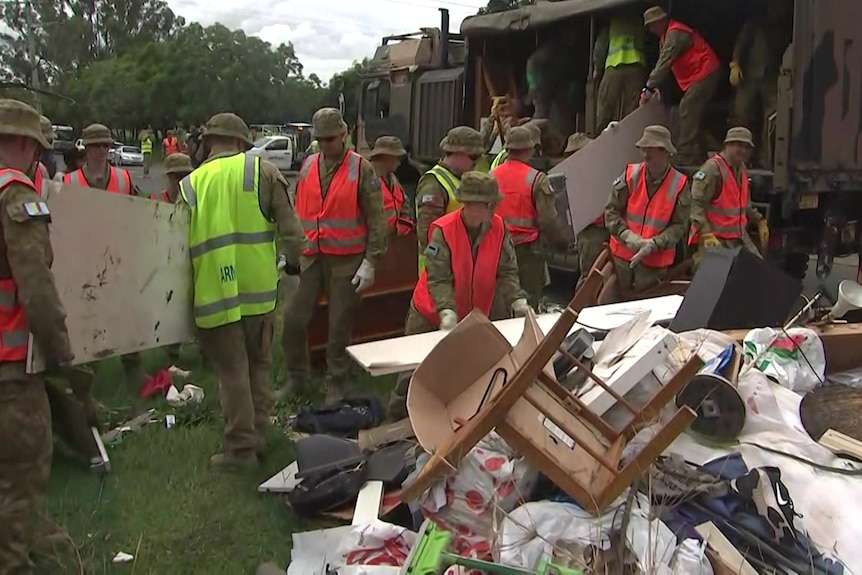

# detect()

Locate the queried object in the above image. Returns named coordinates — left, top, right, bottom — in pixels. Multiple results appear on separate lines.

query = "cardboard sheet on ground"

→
left=550, top=100, right=672, bottom=235
left=347, top=294, right=682, bottom=376
left=27, top=183, right=194, bottom=373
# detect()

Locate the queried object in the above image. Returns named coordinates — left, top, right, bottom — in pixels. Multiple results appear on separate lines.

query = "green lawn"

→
left=39, top=306, right=396, bottom=574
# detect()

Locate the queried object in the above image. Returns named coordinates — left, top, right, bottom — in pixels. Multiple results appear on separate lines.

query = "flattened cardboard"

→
left=358, top=418, right=414, bottom=452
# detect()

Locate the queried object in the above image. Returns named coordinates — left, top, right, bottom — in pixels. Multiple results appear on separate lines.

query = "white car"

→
left=248, top=135, right=294, bottom=172
left=113, top=146, right=144, bottom=167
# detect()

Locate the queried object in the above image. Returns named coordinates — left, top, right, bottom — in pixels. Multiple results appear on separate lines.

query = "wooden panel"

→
left=28, top=183, right=194, bottom=372
left=550, top=101, right=672, bottom=235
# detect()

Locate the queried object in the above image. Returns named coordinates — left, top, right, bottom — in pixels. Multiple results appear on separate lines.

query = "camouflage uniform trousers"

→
left=607, top=255, right=668, bottom=303
left=677, top=68, right=723, bottom=165
left=515, top=242, right=548, bottom=310
left=692, top=235, right=762, bottom=272
left=575, top=223, right=610, bottom=290
left=198, top=313, right=274, bottom=456
left=387, top=305, right=437, bottom=420
left=281, top=258, right=361, bottom=389
left=596, top=64, right=646, bottom=133
left=142, top=152, right=152, bottom=176
left=0, top=378, right=52, bottom=574
left=732, top=75, right=778, bottom=168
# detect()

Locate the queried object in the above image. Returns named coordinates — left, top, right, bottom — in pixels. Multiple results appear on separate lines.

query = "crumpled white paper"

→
left=166, top=384, right=204, bottom=406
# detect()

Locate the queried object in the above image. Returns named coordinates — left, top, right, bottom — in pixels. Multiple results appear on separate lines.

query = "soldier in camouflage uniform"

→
left=604, top=126, right=691, bottom=302
left=281, top=108, right=387, bottom=402
left=370, top=136, right=414, bottom=235
left=415, top=126, right=483, bottom=270
left=387, top=172, right=529, bottom=419
left=492, top=126, right=568, bottom=309
left=729, top=0, right=792, bottom=167
left=0, top=99, right=74, bottom=573
left=689, top=127, right=767, bottom=266
left=593, top=9, right=647, bottom=133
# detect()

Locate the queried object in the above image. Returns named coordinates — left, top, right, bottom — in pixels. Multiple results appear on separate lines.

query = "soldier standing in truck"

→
left=641, top=6, right=722, bottom=165
left=593, top=8, right=647, bottom=133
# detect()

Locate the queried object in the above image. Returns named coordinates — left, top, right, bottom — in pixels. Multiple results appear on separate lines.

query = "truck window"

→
left=363, top=80, right=391, bottom=120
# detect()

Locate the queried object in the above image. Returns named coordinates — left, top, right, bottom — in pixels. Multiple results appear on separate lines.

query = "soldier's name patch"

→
left=24, top=201, right=50, bottom=216
left=421, top=194, right=436, bottom=205
left=693, top=171, right=706, bottom=181
left=424, top=243, right=440, bottom=257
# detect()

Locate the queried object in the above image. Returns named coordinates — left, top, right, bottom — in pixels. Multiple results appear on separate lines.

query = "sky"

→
left=165, top=0, right=489, bottom=83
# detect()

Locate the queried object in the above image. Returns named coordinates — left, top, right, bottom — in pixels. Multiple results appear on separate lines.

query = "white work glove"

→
left=276, top=254, right=286, bottom=272
left=629, top=238, right=657, bottom=268
left=602, top=121, right=619, bottom=134
left=620, top=229, right=645, bottom=251
left=350, top=258, right=375, bottom=293
left=511, top=298, right=533, bottom=317
left=439, top=309, right=457, bottom=331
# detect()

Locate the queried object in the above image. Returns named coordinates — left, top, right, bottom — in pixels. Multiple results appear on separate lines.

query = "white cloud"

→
left=165, top=0, right=488, bottom=81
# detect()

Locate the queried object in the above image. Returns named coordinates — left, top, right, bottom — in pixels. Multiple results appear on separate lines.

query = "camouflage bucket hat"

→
left=39, top=115, right=54, bottom=149
left=81, top=123, right=114, bottom=146
left=203, top=113, right=251, bottom=147
left=440, top=126, right=483, bottom=155
left=312, top=107, right=348, bottom=139
left=636, top=125, right=676, bottom=154
left=564, top=132, right=592, bottom=154
left=370, top=135, right=406, bottom=158
left=643, top=6, right=668, bottom=25
left=724, top=126, right=755, bottom=147
left=456, top=171, right=503, bottom=203
left=0, top=100, right=50, bottom=149
left=164, top=153, right=193, bottom=174
left=504, top=126, right=534, bottom=151
left=523, top=121, right=542, bottom=147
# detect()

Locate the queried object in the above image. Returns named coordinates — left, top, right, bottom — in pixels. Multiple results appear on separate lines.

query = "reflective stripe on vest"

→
left=150, top=190, right=171, bottom=202
left=493, top=159, right=540, bottom=245
left=34, top=162, right=51, bottom=200
left=0, top=168, right=40, bottom=361
left=141, top=138, right=153, bottom=154
left=690, top=156, right=750, bottom=243
left=412, top=210, right=504, bottom=326
left=63, top=166, right=132, bottom=194
left=180, top=153, right=277, bottom=329
left=490, top=150, right=508, bottom=171
left=295, top=151, right=366, bottom=257
left=380, top=175, right=413, bottom=235
left=417, top=164, right=462, bottom=273
left=605, top=17, right=646, bottom=68
left=609, top=163, right=687, bottom=268
left=663, top=20, right=721, bottom=91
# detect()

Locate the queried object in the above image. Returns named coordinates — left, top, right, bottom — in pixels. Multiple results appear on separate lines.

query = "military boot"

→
left=209, top=451, right=259, bottom=471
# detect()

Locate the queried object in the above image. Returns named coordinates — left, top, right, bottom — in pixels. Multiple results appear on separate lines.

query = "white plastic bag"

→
left=742, top=327, right=825, bottom=393
left=336, top=520, right=416, bottom=568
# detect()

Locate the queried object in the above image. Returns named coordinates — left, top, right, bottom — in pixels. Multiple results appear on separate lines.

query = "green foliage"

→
left=0, top=0, right=330, bottom=131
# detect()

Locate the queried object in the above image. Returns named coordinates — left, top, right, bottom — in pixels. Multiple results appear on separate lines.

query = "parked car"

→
left=113, top=146, right=144, bottom=167
left=248, top=135, right=294, bottom=172
left=107, top=141, right=125, bottom=165
left=74, top=138, right=84, bottom=151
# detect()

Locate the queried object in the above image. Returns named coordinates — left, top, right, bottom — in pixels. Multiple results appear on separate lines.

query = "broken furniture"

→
left=578, top=247, right=691, bottom=307
left=800, top=384, right=862, bottom=444
left=676, top=343, right=746, bottom=440
left=401, top=269, right=702, bottom=514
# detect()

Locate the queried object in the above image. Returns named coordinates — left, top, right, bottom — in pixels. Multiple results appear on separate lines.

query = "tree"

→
left=477, top=0, right=534, bottom=15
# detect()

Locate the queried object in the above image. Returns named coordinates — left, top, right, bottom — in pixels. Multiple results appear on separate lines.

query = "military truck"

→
left=354, top=9, right=467, bottom=201
left=459, top=0, right=862, bottom=282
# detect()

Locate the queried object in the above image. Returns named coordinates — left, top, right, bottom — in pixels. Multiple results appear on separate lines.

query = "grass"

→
left=38, top=300, right=397, bottom=574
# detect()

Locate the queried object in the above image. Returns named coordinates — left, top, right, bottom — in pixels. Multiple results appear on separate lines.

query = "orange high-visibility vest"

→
left=295, top=151, right=367, bottom=256
left=34, top=162, right=50, bottom=198
left=164, top=136, right=179, bottom=156
left=689, top=155, right=750, bottom=244
left=150, top=189, right=171, bottom=202
left=0, top=169, right=42, bottom=361
left=64, top=166, right=132, bottom=194
left=411, top=210, right=504, bottom=326
left=493, top=159, right=540, bottom=245
left=380, top=175, right=413, bottom=236
left=609, top=162, right=687, bottom=268
left=663, top=20, right=720, bottom=91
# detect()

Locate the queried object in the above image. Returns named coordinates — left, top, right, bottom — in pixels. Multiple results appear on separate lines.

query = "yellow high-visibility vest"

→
left=605, top=18, right=646, bottom=68
left=417, top=163, right=461, bottom=272
left=180, top=153, right=277, bottom=329
left=489, top=149, right=508, bottom=171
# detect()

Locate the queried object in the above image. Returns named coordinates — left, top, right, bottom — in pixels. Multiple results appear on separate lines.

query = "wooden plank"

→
left=549, top=101, right=672, bottom=235
left=28, top=184, right=194, bottom=373
left=819, top=429, right=862, bottom=460
left=352, top=481, right=384, bottom=525
left=695, top=522, right=758, bottom=575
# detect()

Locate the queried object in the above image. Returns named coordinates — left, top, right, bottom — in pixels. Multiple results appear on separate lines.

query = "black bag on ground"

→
left=292, top=395, right=385, bottom=437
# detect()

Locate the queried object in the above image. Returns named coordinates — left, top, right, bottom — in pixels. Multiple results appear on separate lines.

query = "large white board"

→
left=27, top=182, right=194, bottom=372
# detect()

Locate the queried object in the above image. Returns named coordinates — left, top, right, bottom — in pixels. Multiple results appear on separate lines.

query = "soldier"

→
left=416, top=126, right=483, bottom=272
left=281, top=108, right=387, bottom=402
left=38, top=115, right=56, bottom=179
left=33, top=116, right=54, bottom=198
left=387, top=172, right=530, bottom=419
left=593, top=8, right=647, bottom=132
left=370, top=136, right=414, bottom=235
left=729, top=0, right=792, bottom=167
left=604, top=126, right=690, bottom=301
left=642, top=6, right=722, bottom=165
left=689, top=127, right=768, bottom=264
left=492, top=126, right=568, bottom=309
left=149, top=153, right=194, bottom=366
left=163, top=129, right=178, bottom=156
left=140, top=128, right=154, bottom=177
left=0, top=99, right=73, bottom=572
left=180, top=112, right=303, bottom=469
left=64, top=123, right=144, bottom=382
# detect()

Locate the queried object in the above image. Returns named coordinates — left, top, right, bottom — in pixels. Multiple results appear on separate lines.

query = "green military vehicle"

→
left=459, top=0, right=862, bottom=283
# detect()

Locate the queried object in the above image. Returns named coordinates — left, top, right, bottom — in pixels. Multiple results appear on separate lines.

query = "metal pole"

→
left=25, top=0, right=41, bottom=112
